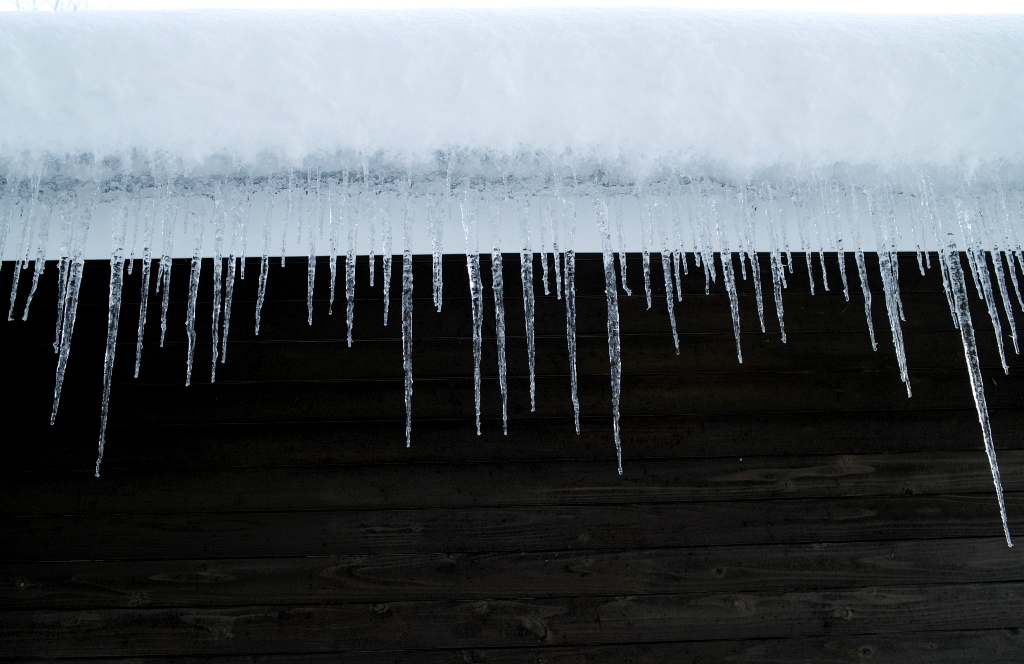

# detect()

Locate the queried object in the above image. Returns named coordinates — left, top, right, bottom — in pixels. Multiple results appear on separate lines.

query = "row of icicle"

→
left=0, top=167, right=1022, bottom=547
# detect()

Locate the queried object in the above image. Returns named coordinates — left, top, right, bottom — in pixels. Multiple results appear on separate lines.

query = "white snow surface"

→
left=1, top=9, right=1023, bottom=170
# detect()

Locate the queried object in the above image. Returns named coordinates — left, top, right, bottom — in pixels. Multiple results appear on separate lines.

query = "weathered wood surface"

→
left=1, top=252, right=1023, bottom=662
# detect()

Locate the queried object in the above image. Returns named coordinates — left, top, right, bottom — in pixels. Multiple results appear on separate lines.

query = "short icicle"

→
left=134, top=193, right=158, bottom=377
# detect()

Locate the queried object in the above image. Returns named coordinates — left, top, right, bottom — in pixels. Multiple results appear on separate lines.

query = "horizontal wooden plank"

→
left=4, top=451, right=1023, bottom=517
left=10, top=630, right=1024, bottom=664
left=16, top=409, right=1024, bottom=472
left=1, top=538, right=1019, bottom=609
left=3, top=582, right=1024, bottom=657
left=3, top=494, right=1018, bottom=561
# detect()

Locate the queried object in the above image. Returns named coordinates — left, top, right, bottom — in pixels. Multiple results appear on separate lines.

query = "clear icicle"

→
left=547, top=199, right=563, bottom=300
left=560, top=176, right=580, bottom=435
left=941, top=236, right=1012, bottom=547
left=306, top=179, right=317, bottom=327
left=519, top=197, right=537, bottom=412
left=221, top=188, right=245, bottom=364
left=158, top=188, right=178, bottom=348
left=9, top=172, right=41, bottom=321
left=381, top=196, right=393, bottom=326
left=134, top=193, right=159, bottom=377
left=595, top=199, right=624, bottom=475
left=51, top=188, right=93, bottom=425
left=489, top=202, right=509, bottom=435
left=613, top=196, right=633, bottom=296
left=256, top=184, right=274, bottom=336
left=279, top=171, right=293, bottom=267
left=866, top=187, right=911, bottom=397
left=639, top=192, right=653, bottom=309
left=654, top=199, right=680, bottom=354
left=401, top=189, right=415, bottom=447
left=185, top=199, right=205, bottom=387
left=328, top=180, right=339, bottom=316
left=460, top=193, right=485, bottom=436
left=20, top=199, right=51, bottom=320
left=763, top=184, right=788, bottom=343
left=538, top=198, right=551, bottom=296
left=429, top=199, right=445, bottom=312
left=740, top=188, right=766, bottom=334
left=345, top=175, right=357, bottom=347
left=210, top=187, right=226, bottom=382
left=845, top=182, right=877, bottom=350
left=95, top=189, right=130, bottom=478
left=990, top=249, right=1019, bottom=355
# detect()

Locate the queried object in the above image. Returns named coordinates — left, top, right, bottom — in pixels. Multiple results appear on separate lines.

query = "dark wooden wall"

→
left=2, top=252, right=1023, bottom=662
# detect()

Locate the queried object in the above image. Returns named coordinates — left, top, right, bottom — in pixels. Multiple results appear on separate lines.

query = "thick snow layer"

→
left=1, top=9, right=1023, bottom=170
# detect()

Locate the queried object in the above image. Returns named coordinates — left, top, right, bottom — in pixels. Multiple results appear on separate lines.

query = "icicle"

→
left=210, top=185, right=226, bottom=382
left=956, top=198, right=1009, bottom=373
left=740, top=188, right=766, bottom=334
left=306, top=175, right=317, bottom=327
left=845, top=182, right=878, bottom=350
left=941, top=236, right=1012, bottom=547
left=639, top=191, right=653, bottom=309
left=654, top=199, right=679, bottom=354
left=595, top=199, right=624, bottom=475
left=714, top=192, right=742, bottom=363
left=365, top=165, right=376, bottom=288
left=990, top=249, right=1020, bottom=355
left=20, top=198, right=51, bottom=320
left=519, top=196, right=537, bottom=412
left=763, top=184, right=787, bottom=343
left=345, top=172, right=357, bottom=347
left=9, top=171, right=41, bottom=321
left=401, top=188, right=415, bottom=447
left=51, top=187, right=93, bottom=425
left=429, top=199, right=445, bottom=312
left=821, top=178, right=850, bottom=301
left=559, top=172, right=580, bottom=435
left=185, top=198, right=205, bottom=387
left=792, top=184, right=816, bottom=296
left=599, top=196, right=626, bottom=297
left=866, top=186, right=911, bottom=396
left=134, top=193, right=159, bottom=377
left=546, top=199, right=563, bottom=300
left=279, top=171, right=293, bottom=267
left=95, top=187, right=130, bottom=478
left=221, top=188, right=244, bottom=364
left=328, top=179, right=339, bottom=316
left=239, top=181, right=252, bottom=281
left=53, top=198, right=71, bottom=354
left=671, top=195, right=684, bottom=302
left=158, top=187, right=178, bottom=347
left=381, top=195, right=393, bottom=326
left=489, top=201, right=509, bottom=435
left=538, top=197, right=551, bottom=296
left=256, top=183, right=274, bottom=336
left=460, top=192, right=485, bottom=436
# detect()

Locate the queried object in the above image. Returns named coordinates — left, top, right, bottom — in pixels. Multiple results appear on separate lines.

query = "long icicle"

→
left=595, top=199, right=624, bottom=475
left=460, top=191, right=484, bottom=436
left=51, top=187, right=93, bottom=425
left=519, top=196, right=537, bottom=412
left=941, top=235, right=1012, bottom=547
left=401, top=185, right=415, bottom=447
left=185, top=198, right=205, bottom=387
left=490, top=200, right=509, bottom=435
left=134, top=194, right=158, bottom=377
left=256, top=181, right=274, bottom=336
left=95, top=187, right=130, bottom=478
